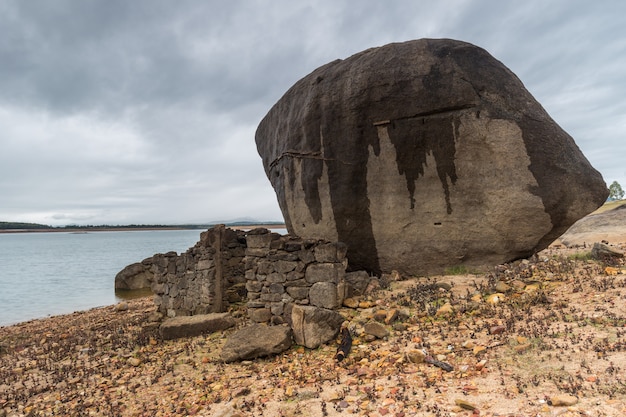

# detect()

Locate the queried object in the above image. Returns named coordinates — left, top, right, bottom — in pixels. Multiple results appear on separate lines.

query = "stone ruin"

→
left=117, top=225, right=375, bottom=347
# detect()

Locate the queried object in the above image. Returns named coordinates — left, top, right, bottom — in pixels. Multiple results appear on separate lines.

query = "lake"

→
left=0, top=229, right=206, bottom=326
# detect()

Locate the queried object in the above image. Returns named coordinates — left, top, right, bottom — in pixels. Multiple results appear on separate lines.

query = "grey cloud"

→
left=1, top=0, right=624, bottom=226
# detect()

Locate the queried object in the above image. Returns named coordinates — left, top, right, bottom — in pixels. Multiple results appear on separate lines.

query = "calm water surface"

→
left=0, top=230, right=203, bottom=326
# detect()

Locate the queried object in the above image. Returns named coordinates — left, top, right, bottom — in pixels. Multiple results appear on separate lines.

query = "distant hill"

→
left=0, top=220, right=285, bottom=231
left=0, top=221, right=51, bottom=229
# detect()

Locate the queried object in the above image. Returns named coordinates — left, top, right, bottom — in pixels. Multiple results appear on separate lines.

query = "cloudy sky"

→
left=1, top=0, right=624, bottom=226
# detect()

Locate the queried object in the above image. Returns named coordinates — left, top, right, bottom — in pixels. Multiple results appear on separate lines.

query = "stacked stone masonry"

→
left=244, top=228, right=348, bottom=325
left=149, top=225, right=349, bottom=324
left=151, top=226, right=247, bottom=318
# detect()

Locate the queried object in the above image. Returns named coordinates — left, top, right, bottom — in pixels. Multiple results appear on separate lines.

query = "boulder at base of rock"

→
left=160, top=313, right=235, bottom=340
left=220, top=324, right=293, bottom=363
left=114, top=259, right=153, bottom=290
left=291, top=305, right=345, bottom=349
left=590, top=242, right=625, bottom=260
left=256, top=38, right=608, bottom=276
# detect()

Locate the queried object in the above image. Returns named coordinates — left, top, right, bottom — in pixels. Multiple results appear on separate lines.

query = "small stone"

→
left=514, top=343, right=532, bottom=353
left=462, top=340, right=475, bottom=349
left=473, top=345, right=486, bottom=355
left=115, top=302, right=129, bottom=312
left=363, top=322, right=389, bottom=339
left=384, top=309, right=399, bottom=324
left=495, top=281, right=511, bottom=293
left=455, top=399, right=477, bottom=410
left=285, top=386, right=296, bottom=397
left=471, top=293, right=482, bottom=303
left=475, top=359, right=487, bottom=371
left=510, top=279, right=526, bottom=290
left=548, top=394, right=578, bottom=406
left=489, top=325, right=506, bottom=335
left=406, top=349, right=426, bottom=364
left=524, top=283, right=541, bottom=292
left=127, top=357, right=141, bottom=367
left=604, top=266, right=619, bottom=275
left=392, top=323, right=407, bottom=332
left=374, top=310, right=388, bottom=322
left=343, top=297, right=360, bottom=308
left=485, top=293, right=505, bottom=304
left=359, top=300, right=375, bottom=308
left=250, top=308, right=272, bottom=323
left=436, top=302, right=453, bottom=316
left=364, top=334, right=377, bottom=342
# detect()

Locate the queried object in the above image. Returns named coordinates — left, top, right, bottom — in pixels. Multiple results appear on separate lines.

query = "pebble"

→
left=455, top=398, right=477, bottom=410
left=514, top=343, right=532, bottom=353
left=489, top=325, right=506, bottom=335
left=485, top=293, right=505, bottom=304
left=392, top=323, right=408, bottom=331
left=373, top=310, right=388, bottom=322
left=127, top=357, right=141, bottom=367
left=549, top=394, right=578, bottom=406
left=114, top=302, right=129, bottom=312
left=384, top=309, right=399, bottom=324
left=406, top=349, right=426, bottom=364
left=363, top=322, right=389, bottom=339
left=436, top=302, right=454, bottom=316
left=495, top=281, right=511, bottom=293
left=473, top=345, right=487, bottom=355
left=343, top=298, right=360, bottom=308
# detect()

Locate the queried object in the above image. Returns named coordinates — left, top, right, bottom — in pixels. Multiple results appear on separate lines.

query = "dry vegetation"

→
left=2, top=243, right=626, bottom=417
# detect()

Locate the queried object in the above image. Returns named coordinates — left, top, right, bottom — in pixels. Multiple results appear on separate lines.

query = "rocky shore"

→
left=2, top=243, right=626, bottom=417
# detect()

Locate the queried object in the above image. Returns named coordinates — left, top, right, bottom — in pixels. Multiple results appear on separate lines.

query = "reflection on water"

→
left=115, top=287, right=154, bottom=301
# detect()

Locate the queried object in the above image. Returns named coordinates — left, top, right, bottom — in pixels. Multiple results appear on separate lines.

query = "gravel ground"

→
left=2, top=242, right=626, bottom=417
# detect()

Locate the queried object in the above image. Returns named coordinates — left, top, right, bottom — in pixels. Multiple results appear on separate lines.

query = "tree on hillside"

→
left=608, top=181, right=625, bottom=200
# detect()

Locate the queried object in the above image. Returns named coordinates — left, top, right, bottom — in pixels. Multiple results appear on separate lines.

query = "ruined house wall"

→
left=149, top=225, right=348, bottom=321
left=151, top=226, right=247, bottom=317
left=243, top=228, right=348, bottom=324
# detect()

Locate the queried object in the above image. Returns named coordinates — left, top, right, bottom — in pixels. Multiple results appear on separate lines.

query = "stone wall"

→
left=151, top=226, right=247, bottom=317
left=148, top=225, right=350, bottom=322
left=243, top=228, right=348, bottom=325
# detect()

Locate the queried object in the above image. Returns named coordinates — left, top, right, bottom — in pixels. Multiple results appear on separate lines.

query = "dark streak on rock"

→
left=387, top=115, right=458, bottom=213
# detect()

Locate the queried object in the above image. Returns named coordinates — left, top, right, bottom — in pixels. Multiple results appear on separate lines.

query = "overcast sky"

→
left=1, top=0, right=624, bottom=226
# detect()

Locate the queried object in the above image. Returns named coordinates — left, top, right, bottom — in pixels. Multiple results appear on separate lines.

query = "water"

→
left=0, top=229, right=203, bottom=326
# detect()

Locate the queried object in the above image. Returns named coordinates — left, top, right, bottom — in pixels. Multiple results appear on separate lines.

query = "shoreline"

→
left=0, top=224, right=286, bottom=234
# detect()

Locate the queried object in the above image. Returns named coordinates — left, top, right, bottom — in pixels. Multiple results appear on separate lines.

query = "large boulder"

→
left=256, top=38, right=608, bottom=276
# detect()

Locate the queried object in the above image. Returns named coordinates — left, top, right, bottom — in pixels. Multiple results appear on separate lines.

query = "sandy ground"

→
left=2, top=237, right=626, bottom=417
left=2, top=203, right=626, bottom=417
